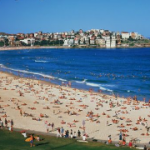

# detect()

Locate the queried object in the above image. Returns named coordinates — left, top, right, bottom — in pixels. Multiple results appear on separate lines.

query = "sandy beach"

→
left=0, top=46, right=62, bottom=51
left=0, top=46, right=149, bottom=52
left=0, top=71, right=150, bottom=144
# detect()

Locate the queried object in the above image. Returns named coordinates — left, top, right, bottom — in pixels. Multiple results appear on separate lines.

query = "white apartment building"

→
left=99, top=29, right=104, bottom=34
left=63, top=39, right=69, bottom=46
left=99, top=38, right=105, bottom=46
left=34, top=32, right=38, bottom=38
left=105, top=36, right=111, bottom=48
left=74, top=38, right=79, bottom=45
left=20, top=38, right=35, bottom=46
left=63, top=39, right=74, bottom=46
left=137, top=34, right=142, bottom=39
left=90, top=39, right=95, bottom=45
left=85, top=37, right=90, bottom=45
left=129, top=32, right=141, bottom=39
left=96, top=37, right=104, bottom=45
left=80, top=37, right=85, bottom=45
left=121, top=32, right=130, bottom=39
left=54, top=34, right=58, bottom=39
left=111, top=36, right=116, bottom=48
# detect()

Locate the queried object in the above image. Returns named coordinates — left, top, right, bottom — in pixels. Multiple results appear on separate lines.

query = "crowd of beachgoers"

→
left=0, top=71, right=150, bottom=149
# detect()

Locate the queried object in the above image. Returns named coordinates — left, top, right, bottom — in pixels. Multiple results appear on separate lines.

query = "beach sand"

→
left=0, top=71, right=150, bottom=144
left=0, top=46, right=65, bottom=51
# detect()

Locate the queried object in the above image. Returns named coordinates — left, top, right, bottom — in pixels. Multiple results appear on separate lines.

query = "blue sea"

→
left=0, top=48, right=150, bottom=101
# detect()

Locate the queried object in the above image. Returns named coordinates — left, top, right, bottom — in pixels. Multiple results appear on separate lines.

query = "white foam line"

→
left=0, top=64, right=54, bottom=79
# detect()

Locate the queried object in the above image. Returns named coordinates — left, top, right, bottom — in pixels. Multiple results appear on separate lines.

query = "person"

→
left=68, top=81, right=71, bottom=87
left=73, top=131, right=77, bottom=138
left=65, top=130, right=69, bottom=138
left=30, top=135, right=35, bottom=147
left=20, top=109, right=22, bottom=116
left=0, top=118, right=3, bottom=129
left=122, top=140, right=126, bottom=146
left=35, top=135, right=40, bottom=141
left=51, top=123, right=54, bottom=131
left=108, top=138, right=112, bottom=144
left=1, top=120, right=3, bottom=129
left=10, top=119, right=14, bottom=132
left=57, top=128, right=61, bottom=137
left=45, top=121, right=49, bottom=133
left=144, top=145, right=147, bottom=150
left=128, top=140, right=132, bottom=148
left=70, top=129, right=73, bottom=138
left=5, top=118, right=8, bottom=128
left=78, top=130, right=81, bottom=137
left=82, top=120, right=85, bottom=128
left=108, top=135, right=111, bottom=140
left=119, top=131, right=122, bottom=143
left=82, top=134, right=86, bottom=141
left=60, top=127, right=64, bottom=137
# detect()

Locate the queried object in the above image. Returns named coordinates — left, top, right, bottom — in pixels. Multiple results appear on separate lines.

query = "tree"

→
left=129, top=43, right=134, bottom=46
left=5, top=39, right=9, bottom=46
left=0, top=41, right=4, bottom=47
left=97, top=34, right=102, bottom=38
left=128, top=36, right=137, bottom=41
left=34, top=41, right=41, bottom=46
left=40, top=40, right=49, bottom=46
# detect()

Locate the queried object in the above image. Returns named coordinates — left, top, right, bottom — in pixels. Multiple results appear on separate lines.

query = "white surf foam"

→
left=99, top=86, right=113, bottom=92
left=86, top=82, right=100, bottom=87
left=85, top=82, right=113, bottom=92
left=75, top=79, right=87, bottom=84
left=0, top=64, right=54, bottom=79
left=57, top=78, right=67, bottom=82
left=35, top=60, right=48, bottom=63
left=0, top=64, right=114, bottom=92
left=103, top=84, right=116, bottom=87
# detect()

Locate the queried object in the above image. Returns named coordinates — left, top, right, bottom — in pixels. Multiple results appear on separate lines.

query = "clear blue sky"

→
left=0, top=0, right=150, bottom=37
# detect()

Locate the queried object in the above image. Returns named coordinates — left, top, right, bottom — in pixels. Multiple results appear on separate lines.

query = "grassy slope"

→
left=0, top=130, right=133, bottom=150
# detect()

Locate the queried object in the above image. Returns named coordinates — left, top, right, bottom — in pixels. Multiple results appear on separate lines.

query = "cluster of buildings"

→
left=62, top=29, right=143, bottom=48
left=0, top=29, right=144, bottom=48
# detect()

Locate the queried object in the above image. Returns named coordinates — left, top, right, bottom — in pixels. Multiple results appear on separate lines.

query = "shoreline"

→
left=0, top=71, right=150, bottom=145
left=0, top=45, right=150, bottom=51
left=0, top=61, right=148, bottom=102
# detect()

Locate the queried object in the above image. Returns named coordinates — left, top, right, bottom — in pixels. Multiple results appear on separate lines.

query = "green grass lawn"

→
left=0, top=129, right=134, bottom=150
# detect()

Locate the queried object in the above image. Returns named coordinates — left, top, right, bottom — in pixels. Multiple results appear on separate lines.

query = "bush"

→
left=0, top=41, right=4, bottom=47
left=129, top=43, right=134, bottom=46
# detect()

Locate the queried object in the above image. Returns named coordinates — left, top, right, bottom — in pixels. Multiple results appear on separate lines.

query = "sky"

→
left=0, top=0, right=150, bottom=37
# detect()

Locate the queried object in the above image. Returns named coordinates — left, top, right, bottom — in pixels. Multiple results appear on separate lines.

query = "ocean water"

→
left=0, top=48, right=150, bottom=101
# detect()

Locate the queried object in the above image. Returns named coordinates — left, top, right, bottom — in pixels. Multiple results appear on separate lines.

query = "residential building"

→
left=121, top=32, right=130, bottom=40
left=111, top=35, right=116, bottom=48
left=99, top=29, right=104, bottom=34
left=96, top=38, right=101, bottom=45
left=8, top=35, right=16, bottom=46
left=80, top=37, right=85, bottom=45
left=20, top=38, right=35, bottom=46
left=99, top=38, right=105, bottom=47
left=74, top=38, right=79, bottom=45
left=85, top=37, right=90, bottom=45
left=130, top=32, right=136, bottom=39
left=105, top=36, right=111, bottom=48
left=90, top=36, right=96, bottom=45
left=34, top=32, right=38, bottom=37
left=63, top=39, right=74, bottom=46
left=68, top=39, right=74, bottom=45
